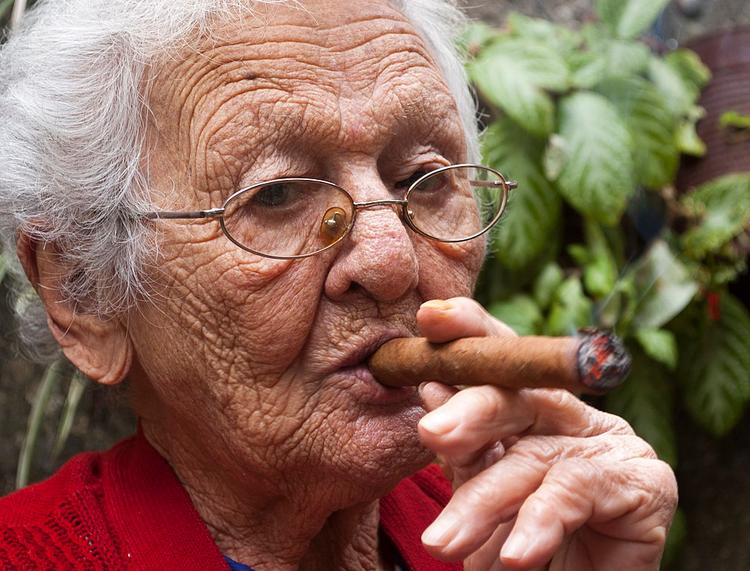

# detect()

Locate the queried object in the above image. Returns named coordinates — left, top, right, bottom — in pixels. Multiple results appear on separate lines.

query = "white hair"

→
left=0, top=0, right=479, bottom=362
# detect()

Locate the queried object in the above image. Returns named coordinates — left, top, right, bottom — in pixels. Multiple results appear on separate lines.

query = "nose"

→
left=324, top=200, right=419, bottom=301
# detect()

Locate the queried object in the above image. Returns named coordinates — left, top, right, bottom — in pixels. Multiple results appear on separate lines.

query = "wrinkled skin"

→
left=21, top=1, right=677, bottom=570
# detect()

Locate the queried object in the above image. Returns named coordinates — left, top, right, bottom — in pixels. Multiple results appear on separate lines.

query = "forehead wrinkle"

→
left=149, top=3, right=455, bottom=200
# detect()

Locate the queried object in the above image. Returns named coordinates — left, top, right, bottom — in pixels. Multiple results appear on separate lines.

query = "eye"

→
left=251, top=183, right=296, bottom=208
left=395, top=170, right=432, bottom=191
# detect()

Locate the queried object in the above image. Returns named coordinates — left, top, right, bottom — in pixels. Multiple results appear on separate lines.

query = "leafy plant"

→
left=466, top=1, right=750, bottom=566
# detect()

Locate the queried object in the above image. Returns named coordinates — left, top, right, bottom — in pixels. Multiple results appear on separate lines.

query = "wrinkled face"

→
left=132, top=0, right=484, bottom=504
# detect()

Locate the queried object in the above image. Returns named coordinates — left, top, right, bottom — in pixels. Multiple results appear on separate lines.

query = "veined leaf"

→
left=597, top=76, right=679, bottom=189
left=506, top=12, right=581, bottom=54
left=629, top=240, right=699, bottom=329
left=634, top=328, right=678, bottom=370
left=648, top=57, right=699, bottom=116
left=568, top=37, right=649, bottom=90
left=545, top=276, right=594, bottom=336
left=471, top=39, right=569, bottom=136
left=681, top=173, right=750, bottom=259
left=581, top=219, right=618, bottom=299
left=680, top=293, right=750, bottom=436
left=665, top=49, right=711, bottom=92
left=483, top=118, right=561, bottom=269
left=533, top=262, right=564, bottom=309
left=606, top=347, right=677, bottom=465
left=596, top=0, right=671, bottom=39
left=488, top=295, right=543, bottom=336
left=555, top=92, right=635, bottom=225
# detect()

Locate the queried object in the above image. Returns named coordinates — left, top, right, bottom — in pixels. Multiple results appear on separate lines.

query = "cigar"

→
left=368, top=331, right=631, bottom=394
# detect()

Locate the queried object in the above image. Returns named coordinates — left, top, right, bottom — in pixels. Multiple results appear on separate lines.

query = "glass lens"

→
left=405, top=165, right=508, bottom=242
left=221, top=180, right=354, bottom=258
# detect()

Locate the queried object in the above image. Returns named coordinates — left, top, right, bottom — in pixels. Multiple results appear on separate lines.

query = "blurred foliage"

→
left=465, top=0, right=750, bottom=565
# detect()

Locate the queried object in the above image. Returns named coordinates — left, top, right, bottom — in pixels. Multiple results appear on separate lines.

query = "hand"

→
left=416, top=298, right=678, bottom=571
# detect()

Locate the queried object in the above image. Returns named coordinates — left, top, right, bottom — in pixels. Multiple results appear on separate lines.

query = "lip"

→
left=334, top=331, right=407, bottom=372
left=329, top=364, right=417, bottom=405
left=322, top=330, right=417, bottom=404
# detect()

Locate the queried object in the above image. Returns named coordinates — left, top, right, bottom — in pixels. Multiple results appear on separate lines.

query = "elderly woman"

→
left=0, top=0, right=676, bottom=569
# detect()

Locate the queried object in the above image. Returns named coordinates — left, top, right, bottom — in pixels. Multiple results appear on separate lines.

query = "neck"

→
left=141, top=420, right=389, bottom=571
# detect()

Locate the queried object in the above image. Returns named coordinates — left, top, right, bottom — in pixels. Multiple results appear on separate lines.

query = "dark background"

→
left=2, top=1, right=750, bottom=569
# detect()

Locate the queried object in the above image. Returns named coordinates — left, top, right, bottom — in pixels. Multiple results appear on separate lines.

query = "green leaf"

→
left=629, top=241, right=699, bottom=329
left=483, top=117, right=562, bottom=269
left=680, top=293, right=750, bottom=436
left=606, top=347, right=677, bottom=465
left=681, top=173, right=750, bottom=259
left=664, top=49, right=711, bottom=92
left=533, top=262, right=564, bottom=309
left=581, top=219, right=618, bottom=299
left=720, top=110, right=750, bottom=130
left=648, top=57, right=699, bottom=117
left=596, top=0, right=671, bottom=39
left=506, top=12, right=581, bottom=54
left=488, top=295, right=544, bottom=336
left=568, top=40, right=650, bottom=89
left=471, top=39, right=569, bottom=136
left=634, top=328, right=678, bottom=370
left=676, top=117, right=707, bottom=157
left=545, top=276, right=594, bottom=336
left=597, top=76, right=679, bottom=189
left=555, top=92, right=636, bottom=225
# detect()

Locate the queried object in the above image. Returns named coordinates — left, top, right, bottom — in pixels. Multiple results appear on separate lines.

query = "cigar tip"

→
left=576, top=331, right=631, bottom=392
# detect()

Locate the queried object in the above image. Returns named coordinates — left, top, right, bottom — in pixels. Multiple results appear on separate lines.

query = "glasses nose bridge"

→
left=352, top=198, right=408, bottom=213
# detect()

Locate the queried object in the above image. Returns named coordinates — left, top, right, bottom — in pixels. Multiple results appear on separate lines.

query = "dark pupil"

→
left=254, top=184, right=290, bottom=207
left=397, top=171, right=430, bottom=191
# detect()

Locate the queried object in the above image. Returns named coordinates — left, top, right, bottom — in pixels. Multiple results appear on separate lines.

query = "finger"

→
left=419, top=387, right=634, bottom=469
left=420, top=434, right=656, bottom=561
left=463, top=520, right=515, bottom=571
left=419, top=385, right=529, bottom=467
left=500, top=458, right=676, bottom=569
left=417, top=297, right=517, bottom=343
left=419, top=381, right=459, bottom=413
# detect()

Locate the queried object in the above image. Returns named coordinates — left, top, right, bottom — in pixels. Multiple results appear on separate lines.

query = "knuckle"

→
left=511, top=436, right=563, bottom=465
left=618, top=435, right=658, bottom=460
left=460, top=386, right=504, bottom=424
left=602, top=412, right=636, bottom=436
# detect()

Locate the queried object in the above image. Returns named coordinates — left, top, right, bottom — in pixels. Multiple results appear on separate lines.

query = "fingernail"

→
left=422, top=513, right=460, bottom=547
left=501, top=530, right=529, bottom=561
left=419, top=409, right=458, bottom=435
left=421, top=299, right=453, bottom=311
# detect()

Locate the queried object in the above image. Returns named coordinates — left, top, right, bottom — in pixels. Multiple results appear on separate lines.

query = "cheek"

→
left=415, top=236, right=485, bottom=300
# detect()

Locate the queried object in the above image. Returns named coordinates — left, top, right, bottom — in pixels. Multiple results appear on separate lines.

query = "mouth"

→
left=322, top=330, right=419, bottom=405
left=336, top=332, right=405, bottom=373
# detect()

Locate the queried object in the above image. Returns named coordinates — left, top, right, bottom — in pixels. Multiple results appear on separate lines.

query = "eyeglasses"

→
left=144, top=163, right=517, bottom=260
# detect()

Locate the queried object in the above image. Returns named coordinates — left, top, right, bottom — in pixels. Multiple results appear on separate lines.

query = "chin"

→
left=327, top=401, right=436, bottom=501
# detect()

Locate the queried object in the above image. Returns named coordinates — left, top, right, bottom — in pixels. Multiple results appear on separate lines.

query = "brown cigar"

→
left=368, top=331, right=631, bottom=394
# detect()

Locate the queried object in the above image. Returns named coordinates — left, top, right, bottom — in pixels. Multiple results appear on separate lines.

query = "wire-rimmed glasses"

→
left=144, top=164, right=517, bottom=260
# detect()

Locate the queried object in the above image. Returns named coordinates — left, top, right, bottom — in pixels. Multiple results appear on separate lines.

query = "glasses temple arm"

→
left=469, top=179, right=518, bottom=190
left=143, top=207, right=225, bottom=220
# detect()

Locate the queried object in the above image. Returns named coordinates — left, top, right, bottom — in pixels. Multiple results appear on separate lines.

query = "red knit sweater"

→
left=0, top=432, right=462, bottom=570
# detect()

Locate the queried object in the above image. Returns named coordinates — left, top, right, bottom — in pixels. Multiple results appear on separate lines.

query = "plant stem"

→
left=16, top=360, right=65, bottom=489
